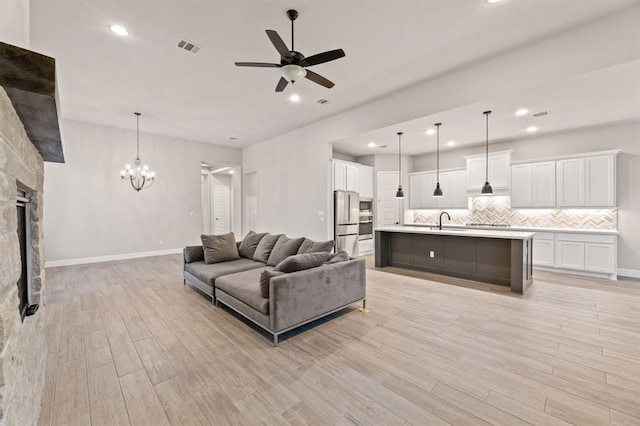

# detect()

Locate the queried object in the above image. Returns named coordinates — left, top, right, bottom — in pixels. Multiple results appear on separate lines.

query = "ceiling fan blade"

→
left=266, top=30, right=292, bottom=59
left=305, top=70, right=335, bottom=89
left=301, top=49, right=345, bottom=67
left=275, top=77, right=289, bottom=92
left=234, top=62, right=281, bottom=68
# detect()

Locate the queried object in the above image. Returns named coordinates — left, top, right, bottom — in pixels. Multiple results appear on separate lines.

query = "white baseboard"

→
left=533, top=266, right=617, bottom=281
left=618, top=268, right=640, bottom=279
left=45, top=248, right=183, bottom=268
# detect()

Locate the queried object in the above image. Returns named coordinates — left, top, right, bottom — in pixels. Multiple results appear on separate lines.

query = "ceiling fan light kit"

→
left=234, top=9, right=345, bottom=92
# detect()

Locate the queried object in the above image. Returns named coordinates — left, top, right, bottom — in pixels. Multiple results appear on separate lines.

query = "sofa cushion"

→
left=274, top=252, right=330, bottom=273
left=216, top=267, right=271, bottom=315
left=327, top=250, right=350, bottom=264
left=267, top=236, right=305, bottom=266
left=297, top=238, right=334, bottom=255
left=238, top=231, right=267, bottom=259
left=253, top=233, right=282, bottom=263
left=201, top=233, right=240, bottom=264
left=259, top=269, right=286, bottom=298
left=184, top=246, right=204, bottom=263
left=184, top=258, right=265, bottom=286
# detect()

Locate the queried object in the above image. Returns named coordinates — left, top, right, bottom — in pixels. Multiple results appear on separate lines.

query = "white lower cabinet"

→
left=554, top=233, right=616, bottom=275
left=532, top=232, right=554, bottom=267
left=555, top=240, right=585, bottom=270
left=359, top=239, right=374, bottom=255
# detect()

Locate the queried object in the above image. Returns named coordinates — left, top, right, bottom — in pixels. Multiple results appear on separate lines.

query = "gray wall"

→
left=412, top=121, right=640, bottom=271
left=44, top=119, right=242, bottom=262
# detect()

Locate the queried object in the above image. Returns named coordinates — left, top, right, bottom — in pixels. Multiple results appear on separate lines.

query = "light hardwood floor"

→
left=38, top=254, right=640, bottom=425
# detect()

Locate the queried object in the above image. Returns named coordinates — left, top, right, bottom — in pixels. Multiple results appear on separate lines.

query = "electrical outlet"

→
left=318, top=210, right=324, bottom=216
left=320, top=217, right=325, bottom=222
left=429, top=251, right=435, bottom=258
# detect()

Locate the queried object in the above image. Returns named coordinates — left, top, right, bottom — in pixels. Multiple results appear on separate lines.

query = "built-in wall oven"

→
left=359, top=199, right=373, bottom=240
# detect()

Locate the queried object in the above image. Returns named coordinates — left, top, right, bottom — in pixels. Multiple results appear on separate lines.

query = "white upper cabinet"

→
left=409, top=169, right=467, bottom=209
left=333, top=161, right=347, bottom=191
left=557, top=153, right=616, bottom=208
left=409, top=172, right=437, bottom=209
left=532, top=162, right=556, bottom=207
left=511, top=161, right=555, bottom=208
left=345, top=164, right=358, bottom=192
left=556, top=158, right=585, bottom=207
left=585, top=155, right=615, bottom=207
left=511, top=164, right=533, bottom=207
left=332, top=160, right=373, bottom=197
left=357, top=165, right=374, bottom=199
left=465, top=150, right=512, bottom=195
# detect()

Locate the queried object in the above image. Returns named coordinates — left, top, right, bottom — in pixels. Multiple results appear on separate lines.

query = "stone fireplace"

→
left=0, top=41, right=63, bottom=425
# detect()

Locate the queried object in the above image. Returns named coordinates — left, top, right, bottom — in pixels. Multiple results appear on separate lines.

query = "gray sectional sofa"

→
left=183, top=231, right=367, bottom=345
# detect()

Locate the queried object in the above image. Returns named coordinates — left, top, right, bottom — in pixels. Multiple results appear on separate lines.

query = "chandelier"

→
left=120, top=112, right=155, bottom=191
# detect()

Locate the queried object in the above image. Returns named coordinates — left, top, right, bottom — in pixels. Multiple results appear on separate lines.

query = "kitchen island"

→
left=375, top=226, right=535, bottom=294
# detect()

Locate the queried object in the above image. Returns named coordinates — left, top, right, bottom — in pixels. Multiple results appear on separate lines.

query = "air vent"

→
left=177, top=39, right=201, bottom=53
left=316, top=98, right=329, bottom=105
left=533, top=110, right=550, bottom=117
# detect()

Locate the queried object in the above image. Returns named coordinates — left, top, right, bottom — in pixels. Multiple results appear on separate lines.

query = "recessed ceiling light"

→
left=289, top=94, right=300, bottom=103
left=109, top=24, right=129, bottom=36
left=526, top=126, right=538, bottom=132
left=515, top=108, right=528, bottom=116
left=486, top=0, right=501, bottom=3
left=426, top=129, right=436, bottom=136
left=447, top=141, right=456, bottom=146
left=367, top=142, right=376, bottom=148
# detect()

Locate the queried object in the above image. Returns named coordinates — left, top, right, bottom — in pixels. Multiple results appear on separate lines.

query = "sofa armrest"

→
left=183, top=245, right=204, bottom=263
left=269, top=258, right=366, bottom=332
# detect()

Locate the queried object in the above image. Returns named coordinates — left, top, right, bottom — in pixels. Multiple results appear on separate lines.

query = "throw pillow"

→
left=297, top=238, right=334, bottom=254
left=274, top=252, right=330, bottom=273
left=259, top=269, right=285, bottom=298
left=238, top=231, right=267, bottom=259
left=183, top=246, right=204, bottom=263
left=201, top=233, right=240, bottom=264
left=267, top=236, right=305, bottom=266
left=327, top=250, right=350, bottom=264
left=253, top=233, right=283, bottom=263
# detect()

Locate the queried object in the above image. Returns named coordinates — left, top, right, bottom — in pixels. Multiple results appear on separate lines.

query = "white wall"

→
left=0, top=0, right=29, bottom=48
left=412, top=122, right=640, bottom=272
left=44, top=119, right=242, bottom=263
left=243, top=133, right=333, bottom=241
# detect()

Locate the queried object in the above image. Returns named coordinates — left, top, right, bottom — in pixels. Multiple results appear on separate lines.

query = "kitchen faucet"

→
left=438, top=211, right=451, bottom=230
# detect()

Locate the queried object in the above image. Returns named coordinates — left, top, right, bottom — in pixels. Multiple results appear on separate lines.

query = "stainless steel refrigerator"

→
left=334, top=190, right=360, bottom=257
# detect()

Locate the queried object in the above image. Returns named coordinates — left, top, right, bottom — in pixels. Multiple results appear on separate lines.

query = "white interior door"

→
left=213, top=184, right=231, bottom=234
left=377, top=171, right=401, bottom=227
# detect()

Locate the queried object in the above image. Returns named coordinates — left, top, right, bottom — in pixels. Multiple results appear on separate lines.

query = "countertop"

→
left=375, top=226, right=535, bottom=240
left=404, top=223, right=619, bottom=235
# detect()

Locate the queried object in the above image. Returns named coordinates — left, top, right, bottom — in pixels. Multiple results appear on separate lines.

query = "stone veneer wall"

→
left=413, top=196, right=617, bottom=230
left=0, top=87, right=46, bottom=424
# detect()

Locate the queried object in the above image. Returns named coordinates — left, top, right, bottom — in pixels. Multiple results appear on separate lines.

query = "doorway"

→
left=201, top=163, right=235, bottom=235
left=377, top=171, right=402, bottom=227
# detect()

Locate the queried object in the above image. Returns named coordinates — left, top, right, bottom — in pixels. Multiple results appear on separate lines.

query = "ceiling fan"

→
left=234, top=9, right=345, bottom=92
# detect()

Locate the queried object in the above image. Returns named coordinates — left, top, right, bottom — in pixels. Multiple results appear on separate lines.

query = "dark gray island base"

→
left=375, top=227, right=534, bottom=294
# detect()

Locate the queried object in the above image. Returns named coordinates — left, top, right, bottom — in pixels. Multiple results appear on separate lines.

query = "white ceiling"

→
left=29, top=0, right=640, bottom=150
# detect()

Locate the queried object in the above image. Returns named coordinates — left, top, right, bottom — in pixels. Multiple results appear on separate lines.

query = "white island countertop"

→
left=375, top=226, right=535, bottom=240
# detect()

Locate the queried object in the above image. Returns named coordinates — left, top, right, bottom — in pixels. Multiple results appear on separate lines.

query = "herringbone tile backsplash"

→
left=413, top=196, right=617, bottom=230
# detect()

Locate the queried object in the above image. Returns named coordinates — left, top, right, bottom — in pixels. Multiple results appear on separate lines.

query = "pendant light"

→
left=395, top=131, right=404, bottom=198
left=433, top=123, right=443, bottom=197
left=481, top=110, right=493, bottom=194
left=120, top=112, right=156, bottom=192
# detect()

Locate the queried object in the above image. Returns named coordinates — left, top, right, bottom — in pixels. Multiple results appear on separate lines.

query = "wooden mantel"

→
left=0, top=41, right=64, bottom=163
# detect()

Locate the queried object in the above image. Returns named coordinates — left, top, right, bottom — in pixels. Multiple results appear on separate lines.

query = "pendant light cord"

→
left=436, top=123, right=441, bottom=183
left=484, top=111, right=490, bottom=181
left=397, top=132, right=403, bottom=186
left=135, top=112, right=141, bottom=160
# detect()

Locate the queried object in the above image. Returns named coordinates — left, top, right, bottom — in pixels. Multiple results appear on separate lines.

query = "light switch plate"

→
left=430, top=251, right=435, bottom=258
